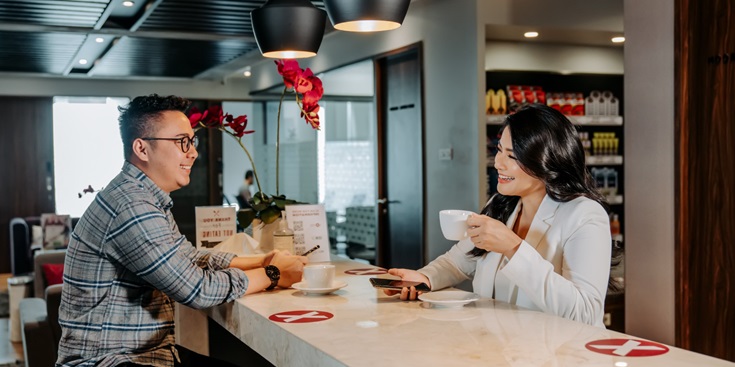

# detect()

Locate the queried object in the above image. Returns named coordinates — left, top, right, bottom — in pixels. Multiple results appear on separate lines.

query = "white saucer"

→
left=418, top=290, right=480, bottom=308
left=292, top=281, right=347, bottom=295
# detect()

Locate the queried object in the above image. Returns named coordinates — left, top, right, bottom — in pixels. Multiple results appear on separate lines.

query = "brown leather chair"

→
left=19, top=249, right=65, bottom=367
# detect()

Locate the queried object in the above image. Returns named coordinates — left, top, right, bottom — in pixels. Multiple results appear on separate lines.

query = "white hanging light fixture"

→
left=324, top=0, right=411, bottom=32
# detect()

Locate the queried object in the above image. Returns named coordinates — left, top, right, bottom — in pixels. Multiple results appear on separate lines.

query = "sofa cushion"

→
left=41, top=263, right=64, bottom=286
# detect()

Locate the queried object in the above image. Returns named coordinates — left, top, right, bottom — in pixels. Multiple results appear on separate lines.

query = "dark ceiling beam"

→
left=93, top=0, right=119, bottom=29
left=85, top=0, right=165, bottom=76
left=0, top=22, right=255, bottom=42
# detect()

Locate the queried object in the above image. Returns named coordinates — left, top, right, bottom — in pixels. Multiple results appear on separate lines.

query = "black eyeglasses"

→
left=141, top=135, right=199, bottom=153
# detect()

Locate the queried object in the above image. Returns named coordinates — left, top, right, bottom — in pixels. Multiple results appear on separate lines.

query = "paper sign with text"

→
left=285, top=204, right=330, bottom=262
left=195, top=206, right=236, bottom=249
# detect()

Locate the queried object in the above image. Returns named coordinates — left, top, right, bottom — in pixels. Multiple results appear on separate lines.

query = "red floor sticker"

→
left=344, top=267, right=388, bottom=275
left=269, top=310, right=334, bottom=323
left=585, top=339, right=670, bottom=357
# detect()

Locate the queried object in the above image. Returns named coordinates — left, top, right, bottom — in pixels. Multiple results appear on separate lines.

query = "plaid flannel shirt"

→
left=56, top=162, right=249, bottom=367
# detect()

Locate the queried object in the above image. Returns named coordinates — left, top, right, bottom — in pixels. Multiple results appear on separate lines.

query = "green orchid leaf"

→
left=260, top=206, right=281, bottom=224
left=251, top=192, right=269, bottom=205
left=251, top=201, right=268, bottom=212
left=236, top=209, right=257, bottom=229
left=276, top=198, right=300, bottom=209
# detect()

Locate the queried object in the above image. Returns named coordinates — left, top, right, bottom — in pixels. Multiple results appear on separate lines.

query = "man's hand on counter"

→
left=270, top=251, right=309, bottom=288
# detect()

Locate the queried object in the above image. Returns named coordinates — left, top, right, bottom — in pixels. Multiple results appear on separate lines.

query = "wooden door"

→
left=0, top=97, right=55, bottom=273
left=676, top=0, right=735, bottom=361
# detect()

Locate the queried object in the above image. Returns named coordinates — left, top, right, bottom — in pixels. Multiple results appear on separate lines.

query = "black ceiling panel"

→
left=0, top=0, right=108, bottom=27
left=91, top=36, right=258, bottom=78
left=0, top=31, right=85, bottom=74
left=138, top=0, right=261, bottom=36
left=0, top=0, right=328, bottom=79
left=138, top=0, right=326, bottom=36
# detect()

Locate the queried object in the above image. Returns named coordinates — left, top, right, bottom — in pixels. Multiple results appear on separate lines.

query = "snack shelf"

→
left=487, top=114, right=623, bottom=126
left=607, top=195, right=624, bottom=205
left=586, top=155, right=623, bottom=166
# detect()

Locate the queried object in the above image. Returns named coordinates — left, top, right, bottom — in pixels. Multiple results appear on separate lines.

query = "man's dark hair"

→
left=118, top=94, right=191, bottom=159
left=245, top=170, right=254, bottom=180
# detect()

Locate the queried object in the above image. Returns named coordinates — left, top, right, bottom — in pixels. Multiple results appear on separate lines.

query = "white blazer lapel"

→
left=523, top=195, right=559, bottom=250
left=505, top=200, right=522, bottom=228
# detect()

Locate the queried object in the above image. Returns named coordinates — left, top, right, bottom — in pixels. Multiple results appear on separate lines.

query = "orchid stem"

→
left=221, top=129, right=264, bottom=201
left=276, top=86, right=287, bottom=196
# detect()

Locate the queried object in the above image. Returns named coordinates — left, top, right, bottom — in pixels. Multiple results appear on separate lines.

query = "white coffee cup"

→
left=303, top=264, right=336, bottom=288
left=439, top=210, right=474, bottom=241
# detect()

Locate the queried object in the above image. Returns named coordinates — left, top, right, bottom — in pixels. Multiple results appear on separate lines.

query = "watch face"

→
left=265, top=265, right=280, bottom=289
left=266, top=265, right=280, bottom=279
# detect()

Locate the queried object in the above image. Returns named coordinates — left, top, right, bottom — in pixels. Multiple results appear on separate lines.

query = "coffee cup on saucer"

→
left=439, top=210, right=474, bottom=241
left=303, top=264, right=336, bottom=289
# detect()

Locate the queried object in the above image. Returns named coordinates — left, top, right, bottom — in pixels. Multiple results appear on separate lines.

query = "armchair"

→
left=19, top=250, right=65, bottom=367
left=9, top=216, right=78, bottom=275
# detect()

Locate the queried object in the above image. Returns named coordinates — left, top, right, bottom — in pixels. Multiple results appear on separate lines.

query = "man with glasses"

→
left=56, top=94, right=308, bottom=367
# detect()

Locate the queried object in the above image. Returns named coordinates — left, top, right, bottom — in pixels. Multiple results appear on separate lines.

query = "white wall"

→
left=485, top=41, right=624, bottom=74
left=479, top=0, right=623, bottom=32
left=623, top=0, right=675, bottom=344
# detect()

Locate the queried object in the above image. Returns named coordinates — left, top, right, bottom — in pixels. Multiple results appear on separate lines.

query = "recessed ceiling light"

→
left=79, top=59, right=88, bottom=65
left=95, top=37, right=104, bottom=43
left=612, top=36, right=625, bottom=43
left=243, top=67, right=252, bottom=77
left=524, top=31, right=539, bottom=38
left=122, top=1, right=134, bottom=7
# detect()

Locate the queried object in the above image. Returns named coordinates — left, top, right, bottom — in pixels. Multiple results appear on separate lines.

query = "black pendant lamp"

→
left=324, top=0, right=411, bottom=32
left=251, top=0, right=327, bottom=58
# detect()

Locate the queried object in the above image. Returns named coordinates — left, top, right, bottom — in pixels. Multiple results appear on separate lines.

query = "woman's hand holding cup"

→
left=466, top=214, right=523, bottom=258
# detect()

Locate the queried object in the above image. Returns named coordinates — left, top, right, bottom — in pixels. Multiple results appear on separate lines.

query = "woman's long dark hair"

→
left=481, top=103, right=607, bottom=225
left=469, top=104, right=622, bottom=291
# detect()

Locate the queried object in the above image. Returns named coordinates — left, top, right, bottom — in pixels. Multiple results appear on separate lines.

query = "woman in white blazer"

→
left=388, top=104, right=612, bottom=328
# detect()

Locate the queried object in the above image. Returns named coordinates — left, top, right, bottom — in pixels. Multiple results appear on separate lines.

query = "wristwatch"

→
left=264, top=265, right=280, bottom=290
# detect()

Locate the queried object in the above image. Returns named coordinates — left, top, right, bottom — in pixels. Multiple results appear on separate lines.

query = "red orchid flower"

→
left=201, top=105, right=224, bottom=127
left=302, top=75, right=323, bottom=106
left=188, top=106, right=204, bottom=128
left=275, top=59, right=302, bottom=89
left=295, top=68, right=314, bottom=94
left=225, top=114, right=254, bottom=138
left=301, top=102, right=321, bottom=130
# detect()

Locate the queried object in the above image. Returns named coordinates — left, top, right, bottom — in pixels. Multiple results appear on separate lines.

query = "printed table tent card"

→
left=195, top=206, right=236, bottom=249
left=285, top=204, right=330, bottom=262
left=41, top=214, right=72, bottom=249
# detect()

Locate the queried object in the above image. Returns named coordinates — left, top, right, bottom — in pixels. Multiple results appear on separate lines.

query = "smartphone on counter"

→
left=369, top=278, right=431, bottom=292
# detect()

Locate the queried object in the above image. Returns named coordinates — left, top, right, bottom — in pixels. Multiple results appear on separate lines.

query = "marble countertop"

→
left=205, top=259, right=735, bottom=367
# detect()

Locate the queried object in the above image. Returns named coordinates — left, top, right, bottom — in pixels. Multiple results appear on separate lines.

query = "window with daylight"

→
left=53, top=97, right=129, bottom=217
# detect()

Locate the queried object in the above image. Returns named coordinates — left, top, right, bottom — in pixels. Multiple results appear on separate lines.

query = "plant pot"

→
left=251, top=218, right=281, bottom=253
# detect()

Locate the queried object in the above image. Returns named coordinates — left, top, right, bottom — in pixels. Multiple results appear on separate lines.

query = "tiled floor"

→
left=0, top=318, right=23, bottom=367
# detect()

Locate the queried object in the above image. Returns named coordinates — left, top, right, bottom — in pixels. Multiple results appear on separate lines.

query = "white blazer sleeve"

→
left=418, top=238, right=478, bottom=290
left=499, top=200, right=611, bottom=326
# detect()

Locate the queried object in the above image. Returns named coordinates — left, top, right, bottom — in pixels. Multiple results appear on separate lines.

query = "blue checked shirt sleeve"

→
left=103, top=201, right=249, bottom=309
